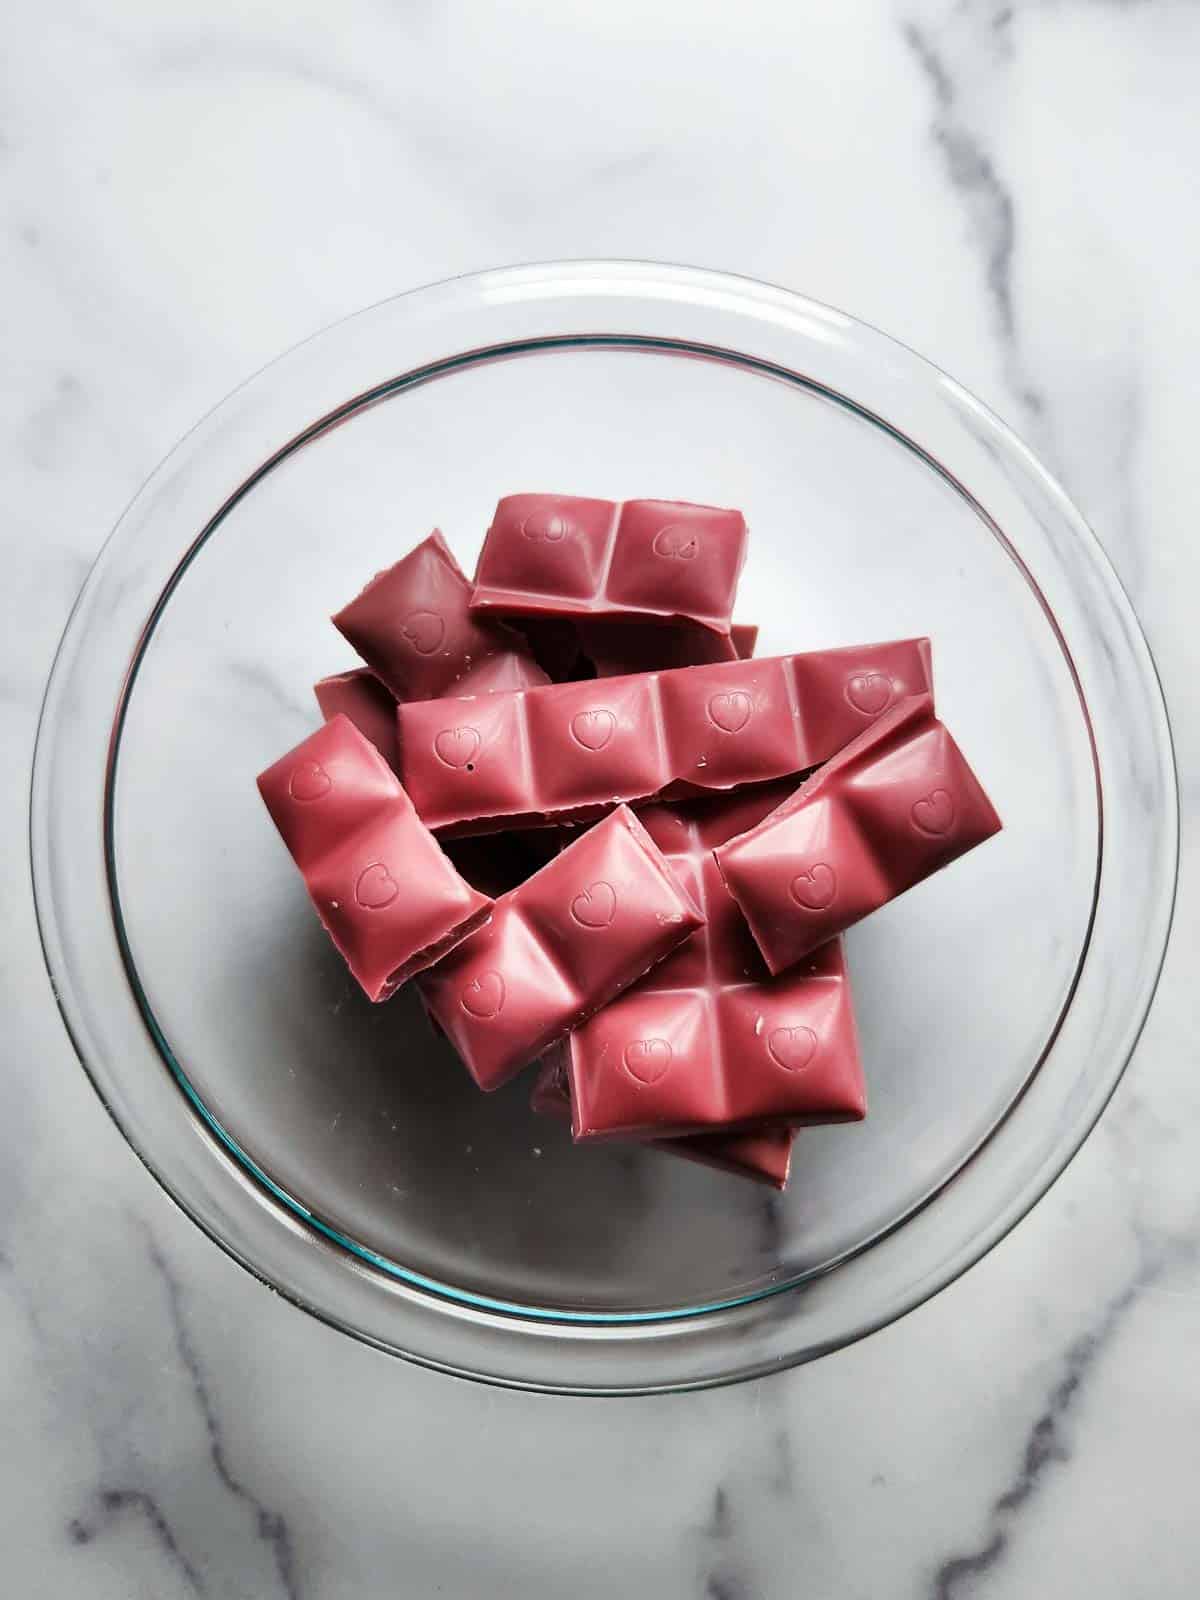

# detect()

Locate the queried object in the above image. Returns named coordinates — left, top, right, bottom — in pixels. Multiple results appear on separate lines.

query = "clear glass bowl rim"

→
left=30, top=260, right=1178, bottom=1394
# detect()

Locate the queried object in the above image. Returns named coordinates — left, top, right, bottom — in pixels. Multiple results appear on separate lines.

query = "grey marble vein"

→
left=701, top=1484, right=733, bottom=1540
left=902, top=19, right=1046, bottom=421
left=590, top=148, right=659, bottom=184
left=145, top=1231, right=301, bottom=1600
left=928, top=1229, right=1195, bottom=1598
left=762, top=1427, right=794, bottom=1498
left=1096, top=357, right=1146, bottom=603
left=84, top=16, right=465, bottom=169
left=698, top=1480, right=753, bottom=1600
left=0, top=1245, right=45, bottom=1345
left=902, top=4, right=1158, bottom=611
left=68, top=1488, right=203, bottom=1593
left=705, top=1576, right=752, bottom=1600
left=20, top=371, right=88, bottom=473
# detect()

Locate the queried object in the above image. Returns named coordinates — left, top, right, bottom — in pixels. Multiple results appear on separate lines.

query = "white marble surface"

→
left=3, top=1, right=1198, bottom=1594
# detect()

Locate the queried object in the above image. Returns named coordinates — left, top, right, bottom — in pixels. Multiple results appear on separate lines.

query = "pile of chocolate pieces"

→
left=258, top=495, right=1001, bottom=1190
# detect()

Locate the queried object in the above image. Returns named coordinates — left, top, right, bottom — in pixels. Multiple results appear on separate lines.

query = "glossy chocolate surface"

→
left=397, top=639, right=934, bottom=834
left=315, top=652, right=549, bottom=778
left=470, top=495, right=748, bottom=633
left=417, top=806, right=704, bottom=1091
left=563, top=787, right=866, bottom=1141
left=257, top=715, right=492, bottom=1001
left=314, top=668, right=401, bottom=772
left=530, top=1055, right=795, bottom=1189
left=332, top=530, right=540, bottom=701
left=714, top=694, right=1002, bottom=973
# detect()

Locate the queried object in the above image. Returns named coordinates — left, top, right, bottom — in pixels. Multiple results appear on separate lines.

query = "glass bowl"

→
left=31, top=262, right=1177, bottom=1393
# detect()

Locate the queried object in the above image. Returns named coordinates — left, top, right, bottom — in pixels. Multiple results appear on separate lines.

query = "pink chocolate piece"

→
left=314, top=668, right=401, bottom=772
left=257, top=715, right=492, bottom=1001
left=579, top=618, right=757, bottom=678
left=314, top=653, right=549, bottom=777
left=332, top=530, right=539, bottom=701
left=561, top=786, right=866, bottom=1140
left=731, top=623, right=759, bottom=661
left=531, top=1055, right=795, bottom=1189
left=417, top=806, right=704, bottom=1092
left=454, top=649, right=550, bottom=695
left=471, top=495, right=748, bottom=635
left=677, top=1125, right=794, bottom=1188
left=396, top=638, right=934, bottom=835
left=714, top=694, right=1002, bottom=974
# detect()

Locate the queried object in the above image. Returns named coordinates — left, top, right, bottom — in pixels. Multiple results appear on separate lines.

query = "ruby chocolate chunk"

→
left=332, top=530, right=540, bottom=701
left=675, top=1124, right=794, bottom=1188
left=257, top=714, right=492, bottom=1001
left=315, top=654, right=548, bottom=778
left=730, top=623, right=759, bottom=661
left=561, top=786, right=866, bottom=1140
left=396, top=639, right=934, bottom=834
left=714, top=694, right=1002, bottom=974
left=568, top=938, right=863, bottom=1141
left=531, top=1053, right=796, bottom=1189
left=454, top=649, right=549, bottom=695
left=470, top=496, right=748, bottom=635
left=416, top=806, right=703, bottom=1092
left=314, top=668, right=401, bottom=772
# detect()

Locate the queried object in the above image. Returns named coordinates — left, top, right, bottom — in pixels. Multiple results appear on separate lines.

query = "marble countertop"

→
left=5, top=3, right=1197, bottom=1594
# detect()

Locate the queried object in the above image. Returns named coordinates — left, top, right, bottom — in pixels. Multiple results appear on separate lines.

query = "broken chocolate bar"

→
left=470, top=495, right=748, bottom=635
left=332, top=530, right=543, bottom=701
left=714, top=694, right=1002, bottom=973
left=257, top=714, right=492, bottom=1001
left=396, top=639, right=934, bottom=834
left=417, top=806, right=704, bottom=1091
left=559, top=788, right=867, bottom=1140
